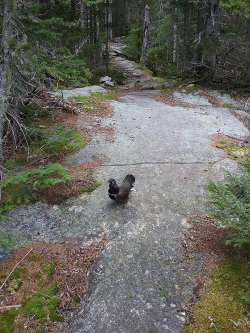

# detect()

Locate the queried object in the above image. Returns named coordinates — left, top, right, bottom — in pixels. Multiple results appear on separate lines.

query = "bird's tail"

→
left=123, top=174, right=135, bottom=186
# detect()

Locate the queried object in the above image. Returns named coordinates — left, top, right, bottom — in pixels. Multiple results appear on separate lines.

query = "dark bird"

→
left=108, top=174, right=135, bottom=202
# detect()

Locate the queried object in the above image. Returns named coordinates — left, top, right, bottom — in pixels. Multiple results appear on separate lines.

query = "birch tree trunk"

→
left=141, top=5, right=150, bottom=64
left=172, top=23, right=177, bottom=63
left=0, top=0, right=15, bottom=174
left=194, top=0, right=220, bottom=79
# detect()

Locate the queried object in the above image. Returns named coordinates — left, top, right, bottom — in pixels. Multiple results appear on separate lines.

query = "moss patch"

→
left=71, top=91, right=118, bottom=113
left=183, top=258, right=250, bottom=333
left=211, top=134, right=250, bottom=162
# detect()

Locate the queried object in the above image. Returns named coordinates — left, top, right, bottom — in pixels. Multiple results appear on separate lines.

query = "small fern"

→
left=208, top=160, right=250, bottom=247
left=1, top=164, right=72, bottom=216
left=27, top=126, right=86, bottom=157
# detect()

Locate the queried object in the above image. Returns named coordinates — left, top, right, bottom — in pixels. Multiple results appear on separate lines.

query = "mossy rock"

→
left=183, top=259, right=250, bottom=333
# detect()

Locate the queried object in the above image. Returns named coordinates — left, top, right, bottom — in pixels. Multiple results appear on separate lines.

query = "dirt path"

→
left=2, top=41, right=249, bottom=332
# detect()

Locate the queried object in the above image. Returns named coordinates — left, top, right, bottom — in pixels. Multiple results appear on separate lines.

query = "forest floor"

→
left=1, top=39, right=250, bottom=332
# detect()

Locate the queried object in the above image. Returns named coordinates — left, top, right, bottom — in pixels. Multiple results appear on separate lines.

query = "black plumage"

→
left=108, top=174, right=135, bottom=202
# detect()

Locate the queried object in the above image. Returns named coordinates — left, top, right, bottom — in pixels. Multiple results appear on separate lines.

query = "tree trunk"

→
left=194, top=0, right=220, bottom=72
left=141, top=4, right=150, bottom=64
left=108, top=0, right=113, bottom=41
left=205, top=0, right=220, bottom=70
left=79, top=0, right=86, bottom=29
left=173, top=23, right=177, bottom=64
left=0, top=0, right=15, bottom=191
left=104, top=0, right=111, bottom=74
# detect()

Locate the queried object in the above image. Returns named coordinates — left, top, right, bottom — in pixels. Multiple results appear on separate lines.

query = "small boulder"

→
left=100, top=76, right=112, bottom=83
left=99, top=76, right=115, bottom=87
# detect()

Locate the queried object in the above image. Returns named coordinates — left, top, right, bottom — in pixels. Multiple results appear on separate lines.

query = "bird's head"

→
left=108, top=178, right=117, bottom=187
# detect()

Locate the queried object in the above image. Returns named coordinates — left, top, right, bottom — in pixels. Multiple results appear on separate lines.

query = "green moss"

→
left=22, top=285, right=62, bottom=321
left=0, top=309, right=18, bottom=333
left=224, top=146, right=250, bottom=152
left=71, top=91, right=117, bottom=112
left=90, top=92, right=117, bottom=99
left=216, top=139, right=250, bottom=161
left=183, top=258, right=250, bottom=333
left=222, top=103, right=236, bottom=109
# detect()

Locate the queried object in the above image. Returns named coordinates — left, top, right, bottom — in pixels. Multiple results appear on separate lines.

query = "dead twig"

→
left=0, top=248, right=33, bottom=291
left=0, top=305, right=21, bottom=312
left=6, top=110, right=30, bottom=157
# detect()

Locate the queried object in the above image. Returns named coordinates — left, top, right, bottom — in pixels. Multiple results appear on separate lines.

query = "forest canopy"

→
left=1, top=0, right=250, bottom=165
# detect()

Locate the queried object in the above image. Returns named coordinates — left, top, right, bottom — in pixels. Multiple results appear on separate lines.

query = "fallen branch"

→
left=0, top=248, right=33, bottom=291
left=0, top=305, right=21, bottom=312
left=40, top=93, right=81, bottom=114
left=52, top=98, right=82, bottom=114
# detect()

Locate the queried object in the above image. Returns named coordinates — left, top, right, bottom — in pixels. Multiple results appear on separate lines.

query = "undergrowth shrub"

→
left=27, top=126, right=86, bottom=157
left=20, top=103, right=51, bottom=123
left=125, top=25, right=142, bottom=62
left=0, top=164, right=72, bottom=216
left=36, top=53, right=92, bottom=88
left=208, top=160, right=250, bottom=247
